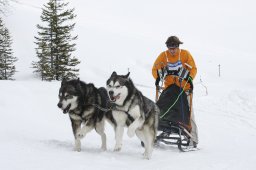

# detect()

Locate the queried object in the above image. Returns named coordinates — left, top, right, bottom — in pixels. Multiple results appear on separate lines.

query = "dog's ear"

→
left=76, top=78, right=83, bottom=94
left=76, top=81, right=81, bottom=87
left=111, top=71, right=117, bottom=77
left=76, top=78, right=81, bottom=87
left=124, top=72, right=130, bottom=79
left=61, top=78, right=67, bottom=86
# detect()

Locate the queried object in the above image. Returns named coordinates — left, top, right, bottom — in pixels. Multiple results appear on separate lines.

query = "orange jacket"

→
left=152, top=49, right=197, bottom=90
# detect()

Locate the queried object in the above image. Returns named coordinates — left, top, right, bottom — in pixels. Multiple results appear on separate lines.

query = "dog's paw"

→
left=101, top=146, right=107, bottom=151
left=127, top=128, right=135, bottom=138
left=74, top=146, right=81, bottom=152
left=143, top=155, right=151, bottom=160
left=143, top=152, right=151, bottom=160
left=114, top=145, right=122, bottom=152
left=74, top=139, right=81, bottom=152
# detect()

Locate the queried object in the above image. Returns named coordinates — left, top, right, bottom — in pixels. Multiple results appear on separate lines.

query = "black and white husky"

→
left=106, top=72, right=159, bottom=159
left=57, top=78, right=111, bottom=152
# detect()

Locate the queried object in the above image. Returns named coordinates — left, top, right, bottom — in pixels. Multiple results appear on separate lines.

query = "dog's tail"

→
left=98, top=87, right=116, bottom=125
left=98, top=87, right=110, bottom=109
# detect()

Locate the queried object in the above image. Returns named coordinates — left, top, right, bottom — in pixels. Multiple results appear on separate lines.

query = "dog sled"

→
left=155, top=83, right=196, bottom=152
left=139, top=67, right=197, bottom=151
left=156, top=84, right=194, bottom=152
left=155, top=78, right=196, bottom=152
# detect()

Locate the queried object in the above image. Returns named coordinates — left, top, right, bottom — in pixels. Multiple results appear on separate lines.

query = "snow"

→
left=1, top=0, right=256, bottom=169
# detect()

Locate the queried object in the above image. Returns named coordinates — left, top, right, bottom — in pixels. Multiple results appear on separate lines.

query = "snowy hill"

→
left=1, top=0, right=256, bottom=169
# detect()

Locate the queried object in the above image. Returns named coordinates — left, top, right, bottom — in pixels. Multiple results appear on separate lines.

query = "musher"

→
left=152, top=35, right=198, bottom=147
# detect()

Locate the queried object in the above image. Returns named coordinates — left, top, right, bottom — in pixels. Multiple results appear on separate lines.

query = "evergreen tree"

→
left=0, top=0, right=8, bottom=14
left=32, top=41, right=52, bottom=80
left=0, top=17, right=17, bottom=80
left=33, top=0, right=80, bottom=81
left=0, top=0, right=15, bottom=15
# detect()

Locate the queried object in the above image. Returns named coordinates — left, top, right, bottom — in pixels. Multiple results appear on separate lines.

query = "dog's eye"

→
left=65, top=95, right=73, bottom=99
left=116, top=85, right=121, bottom=88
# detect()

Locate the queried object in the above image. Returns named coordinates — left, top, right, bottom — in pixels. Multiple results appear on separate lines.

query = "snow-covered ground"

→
left=1, top=0, right=256, bottom=169
left=1, top=79, right=256, bottom=170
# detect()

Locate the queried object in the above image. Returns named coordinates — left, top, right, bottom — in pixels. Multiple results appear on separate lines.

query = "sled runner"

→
left=156, top=120, right=194, bottom=152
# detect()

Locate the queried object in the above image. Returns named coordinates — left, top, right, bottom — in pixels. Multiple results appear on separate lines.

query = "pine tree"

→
left=33, top=0, right=80, bottom=81
left=32, top=41, right=53, bottom=80
left=0, top=0, right=15, bottom=15
left=0, top=0, right=8, bottom=14
left=0, top=17, right=17, bottom=80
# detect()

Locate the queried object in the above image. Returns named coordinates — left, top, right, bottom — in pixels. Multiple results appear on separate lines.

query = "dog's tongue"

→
left=63, top=104, right=71, bottom=114
left=110, top=94, right=120, bottom=101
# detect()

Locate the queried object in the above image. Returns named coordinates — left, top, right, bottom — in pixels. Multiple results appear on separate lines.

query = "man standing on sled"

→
left=152, top=35, right=198, bottom=148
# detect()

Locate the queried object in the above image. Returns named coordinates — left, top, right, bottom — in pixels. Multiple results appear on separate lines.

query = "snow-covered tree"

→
left=0, top=17, right=17, bottom=80
left=0, top=0, right=16, bottom=15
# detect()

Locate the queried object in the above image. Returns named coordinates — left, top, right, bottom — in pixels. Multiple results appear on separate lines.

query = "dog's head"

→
left=57, top=78, right=81, bottom=114
left=106, top=71, right=131, bottom=106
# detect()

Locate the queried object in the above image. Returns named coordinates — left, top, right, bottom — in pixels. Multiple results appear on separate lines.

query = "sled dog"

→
left=106, top=71, right=159, bottom=159
left=57, top=78, right=111, bottom=152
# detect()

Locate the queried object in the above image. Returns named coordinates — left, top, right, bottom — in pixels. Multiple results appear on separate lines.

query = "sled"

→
left=156, top=121, right=195, bottom=152
left=155, top=84, right=196, bottom=152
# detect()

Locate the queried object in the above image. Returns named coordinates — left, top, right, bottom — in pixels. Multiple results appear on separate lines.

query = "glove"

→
left=155, top=77, right=160, bottom=86
left=186, top=76, right=193, bottom=91
left=185, top=75, right=192, bottom=81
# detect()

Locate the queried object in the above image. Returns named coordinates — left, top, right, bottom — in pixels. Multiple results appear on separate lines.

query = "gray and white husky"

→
left=106, top=72, right=159, bottom=159
left=57, top=78, right=111, bottom=152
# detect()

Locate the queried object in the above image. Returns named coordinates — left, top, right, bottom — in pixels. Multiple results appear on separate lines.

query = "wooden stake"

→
left=218, top=64, right=221, bottom=77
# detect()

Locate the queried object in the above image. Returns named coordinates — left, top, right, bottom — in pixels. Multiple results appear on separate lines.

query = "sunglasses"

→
left=167, top=44, right=179, bottom=49
left=168, top=47, right=178, bottom=50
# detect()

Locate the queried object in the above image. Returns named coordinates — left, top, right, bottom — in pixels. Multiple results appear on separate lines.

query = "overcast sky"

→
left=4, top=0, right=256, bottom=81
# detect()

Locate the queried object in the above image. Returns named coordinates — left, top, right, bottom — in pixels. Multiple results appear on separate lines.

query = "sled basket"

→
left=157, top=84, right=191, bottom=132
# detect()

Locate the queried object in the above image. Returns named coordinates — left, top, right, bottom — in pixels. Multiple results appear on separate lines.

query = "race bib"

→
left=166, top=61, right=183, bottom=75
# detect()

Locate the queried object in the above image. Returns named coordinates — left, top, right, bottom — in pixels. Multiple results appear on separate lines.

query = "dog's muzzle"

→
left=57, top=102, right=71, bottom=114
left=63, top=104, right=71, bottom=114
left=108, top=91, right=120, bottom=102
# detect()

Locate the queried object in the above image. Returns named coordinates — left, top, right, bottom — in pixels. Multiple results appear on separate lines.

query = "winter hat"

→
left=165, top=36, right=183, bottom=48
